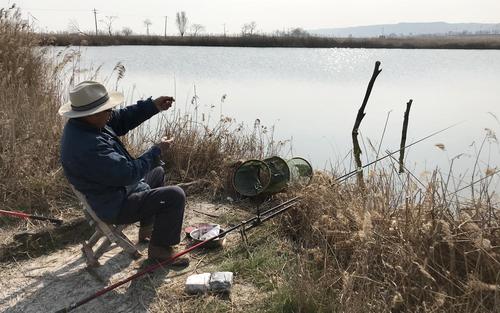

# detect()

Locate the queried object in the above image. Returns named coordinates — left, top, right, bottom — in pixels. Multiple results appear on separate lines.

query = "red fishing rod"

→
left=55, top=196, right=300, bottom=313
left=0, top=209, right=63, bottom=226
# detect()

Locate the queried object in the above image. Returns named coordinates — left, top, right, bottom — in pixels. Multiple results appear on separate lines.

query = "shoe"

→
left=138, top=225, right=153, bottom=243
left=148, top=244, right=190, bottom=267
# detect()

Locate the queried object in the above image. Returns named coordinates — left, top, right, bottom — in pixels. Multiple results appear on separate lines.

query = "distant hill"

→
left=309, top=22, right=500, bottom=38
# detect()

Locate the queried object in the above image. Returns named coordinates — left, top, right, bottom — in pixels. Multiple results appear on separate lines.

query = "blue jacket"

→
left=60, top=98, right=161, bottom=221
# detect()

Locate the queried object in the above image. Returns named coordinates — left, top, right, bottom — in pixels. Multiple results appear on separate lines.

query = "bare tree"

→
left=190, top=24, right=205, bottom=36
left=68, top=19, right=88, bottom=35
left=290, top=27, right=309, bottom=37
left=100, top=16, right=118, bottom=36
left=176, top=11, right=188, bottom=37
left=122, top=27, right=133, bottom=36
left=144, top=19, right=152, bottom=36
left=241, top=21, right=257, bottom=36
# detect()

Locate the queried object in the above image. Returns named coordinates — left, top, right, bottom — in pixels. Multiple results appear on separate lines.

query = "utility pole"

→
left=164, top=16, right=167, bottom=38
left=93, top=8, right=98, bottom=35
left=223, top=23, right=226, bottom=36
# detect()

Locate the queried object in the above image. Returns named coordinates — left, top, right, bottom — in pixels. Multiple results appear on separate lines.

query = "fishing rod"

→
left=55, top=196, right=301, bottom=313
left=0, top=209, right=63, bottom=226
left=446, top=168, right=500, bottom=199
left=335, top=121, right=464, bottom=183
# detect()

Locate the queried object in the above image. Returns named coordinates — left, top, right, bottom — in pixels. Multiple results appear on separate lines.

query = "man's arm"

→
left=108, top=96, right=175, bottom=136
left=77, top=140, right=161, bottom=187
left=107, top=97, right=158, bottom=136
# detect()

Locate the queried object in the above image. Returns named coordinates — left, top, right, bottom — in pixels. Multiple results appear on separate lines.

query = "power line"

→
left=20, top=7, right=169, bottom=18
left=20, top=7, right=91, bottom=12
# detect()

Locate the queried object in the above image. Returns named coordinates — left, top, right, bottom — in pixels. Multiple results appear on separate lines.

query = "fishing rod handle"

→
left=0, top=209, right=63, bottom=226
left=0, top=209, right=27, bottom=218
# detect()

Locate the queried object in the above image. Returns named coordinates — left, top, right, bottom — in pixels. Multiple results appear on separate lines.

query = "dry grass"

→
left=277, top=166, right=499, bottom=313
left=0, top=6, right=69, bottom=220
left=128, top=102, right=287, bottom=198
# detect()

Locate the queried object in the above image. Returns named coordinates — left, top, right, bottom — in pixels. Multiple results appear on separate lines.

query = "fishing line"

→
left=336, top=121, right=464, bottom=183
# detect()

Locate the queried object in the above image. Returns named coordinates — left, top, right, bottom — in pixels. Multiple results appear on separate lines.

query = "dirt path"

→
left=0, top=200, right=258, bottom=313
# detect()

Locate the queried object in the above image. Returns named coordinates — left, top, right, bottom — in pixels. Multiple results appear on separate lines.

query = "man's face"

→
left=81, top=109, right=112, bottom=128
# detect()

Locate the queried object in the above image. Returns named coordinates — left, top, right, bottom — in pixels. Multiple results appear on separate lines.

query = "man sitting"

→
left=59, top=80, right=188, bottom=266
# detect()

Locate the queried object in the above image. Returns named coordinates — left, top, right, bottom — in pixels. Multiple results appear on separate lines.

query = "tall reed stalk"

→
left=0, top=6, right=66, bottom=215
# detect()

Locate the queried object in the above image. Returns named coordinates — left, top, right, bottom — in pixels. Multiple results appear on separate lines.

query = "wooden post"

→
left=352, top=61, right=382, bottom=187
left=398, top=99, right=413, bottom=173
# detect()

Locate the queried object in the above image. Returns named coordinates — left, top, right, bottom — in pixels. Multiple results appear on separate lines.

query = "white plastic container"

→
left=185, top=273, right=211, bottom=294
left=185, top=272, right=233, bottom=294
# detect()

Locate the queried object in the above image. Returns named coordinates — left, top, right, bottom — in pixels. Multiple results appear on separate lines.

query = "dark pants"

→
left=113, top=167, right=186, bottom=247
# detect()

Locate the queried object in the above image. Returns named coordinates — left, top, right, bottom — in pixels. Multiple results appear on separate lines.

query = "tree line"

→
left=68, top=10, right=310, bottom=38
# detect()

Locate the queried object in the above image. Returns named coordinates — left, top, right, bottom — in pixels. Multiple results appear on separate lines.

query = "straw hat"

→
left=58, top=81, right=124, bottom=118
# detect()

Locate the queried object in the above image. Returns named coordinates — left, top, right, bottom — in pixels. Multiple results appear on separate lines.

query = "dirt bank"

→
left=0, top=199, right=267, bottom=313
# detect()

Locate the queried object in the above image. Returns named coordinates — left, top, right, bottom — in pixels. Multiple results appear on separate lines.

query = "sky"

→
left=2, top=0, right=500, bottom=35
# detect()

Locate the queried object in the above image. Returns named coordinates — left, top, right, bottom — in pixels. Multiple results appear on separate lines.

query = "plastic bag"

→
left=199, top=224, right=221, bottom=240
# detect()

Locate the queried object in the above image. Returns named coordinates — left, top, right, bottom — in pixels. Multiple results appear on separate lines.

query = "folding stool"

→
left=71, top=186, right=141, bottom=267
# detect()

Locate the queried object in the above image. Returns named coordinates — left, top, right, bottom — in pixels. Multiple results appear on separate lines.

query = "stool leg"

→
left=113, top=227, right=142, bottom=259
left=87, top=230, right=102, bottom=247
left=82, top=240, right=100, bottom=267
left=83, top=222, right=143, bottom=266
left=94, top=238, right=112, bottom=260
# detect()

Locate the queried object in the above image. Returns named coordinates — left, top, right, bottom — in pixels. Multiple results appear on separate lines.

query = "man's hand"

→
left=154, top=96, right=175, bottom=111
left=157, top=137, right=175, bottom=155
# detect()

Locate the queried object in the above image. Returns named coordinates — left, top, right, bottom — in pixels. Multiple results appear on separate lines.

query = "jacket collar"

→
left=68, top=118, right=103, bottom=132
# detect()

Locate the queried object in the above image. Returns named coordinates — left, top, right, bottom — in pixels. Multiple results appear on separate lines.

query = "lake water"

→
left=63, top=45, right=500, bottom=191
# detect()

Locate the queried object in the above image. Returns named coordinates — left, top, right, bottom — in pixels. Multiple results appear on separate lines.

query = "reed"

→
left=0, top=6, right=67, bottom=217
left=127, top=100, right=286, bottom=197
left=276, top=162, right=499, bottom=312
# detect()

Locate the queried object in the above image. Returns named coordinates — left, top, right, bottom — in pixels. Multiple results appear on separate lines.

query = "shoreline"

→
left=41, top=33, right=500, bottom=50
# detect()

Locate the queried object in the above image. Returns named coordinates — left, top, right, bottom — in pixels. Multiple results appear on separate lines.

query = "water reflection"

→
left=68, top=46, right=499, bottom=191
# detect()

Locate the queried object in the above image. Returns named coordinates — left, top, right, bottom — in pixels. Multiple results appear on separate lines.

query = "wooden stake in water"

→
left=399, top=99, right=413, bottom=173
left=351, top=61, right=382, bottom=188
